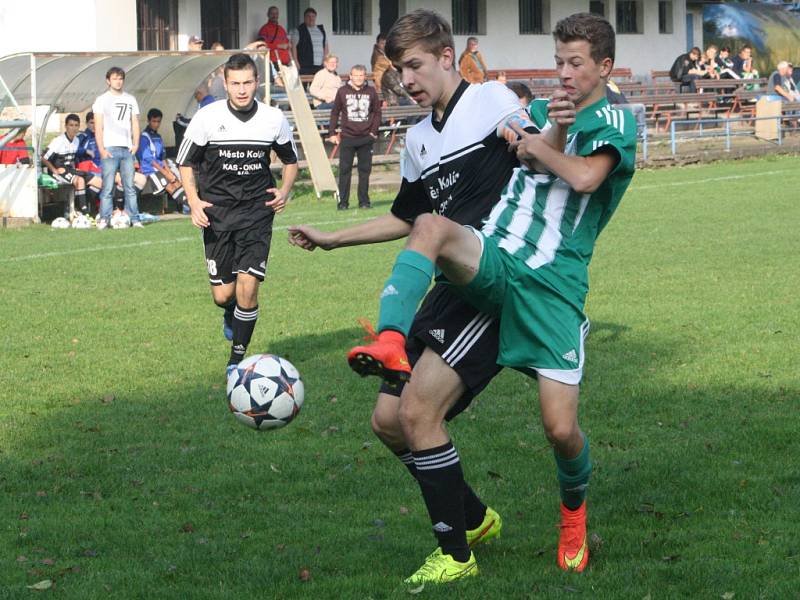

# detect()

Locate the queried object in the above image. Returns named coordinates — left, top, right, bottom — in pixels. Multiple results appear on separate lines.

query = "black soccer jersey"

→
left=391, top=81, right=524, bottom=229
left=42, top=133, right=79, bottom=170
left=177, top=100, right=298, bottom=231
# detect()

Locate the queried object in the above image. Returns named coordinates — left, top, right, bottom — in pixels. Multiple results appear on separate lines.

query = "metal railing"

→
left=668, top=114, right=797, bottom=156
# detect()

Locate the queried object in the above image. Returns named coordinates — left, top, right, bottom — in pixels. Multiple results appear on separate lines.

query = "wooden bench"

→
left=487, top=68, right=633, bottom=82
left=640, top=92, right=722, bottom=132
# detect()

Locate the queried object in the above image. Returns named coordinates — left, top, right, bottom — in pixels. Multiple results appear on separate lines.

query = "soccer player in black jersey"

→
left=177, top=54, right=298, bottom=376
left=289, top=10, right=563, bottom=587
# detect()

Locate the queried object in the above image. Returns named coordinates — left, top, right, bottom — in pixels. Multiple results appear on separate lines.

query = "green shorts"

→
left=458, top=228, right=590, bottom=385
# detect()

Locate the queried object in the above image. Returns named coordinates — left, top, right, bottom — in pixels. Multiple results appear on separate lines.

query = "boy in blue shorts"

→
left=349, top=12, right=636, bottom=576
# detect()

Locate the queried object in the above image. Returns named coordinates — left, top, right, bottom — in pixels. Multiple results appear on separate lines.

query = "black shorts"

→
left=202, top=214, right=274, bottom=286
left=379, top=283, right=502, bottom=420
left=51, top=169, right=79, bottom=185
left=139, top=172, right=169, bottom=195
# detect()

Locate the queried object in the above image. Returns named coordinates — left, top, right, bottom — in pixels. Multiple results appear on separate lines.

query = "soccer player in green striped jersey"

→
left=348, top=12, right=636, bottom=574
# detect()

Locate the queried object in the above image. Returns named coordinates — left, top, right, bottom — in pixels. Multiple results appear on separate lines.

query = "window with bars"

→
left=333, top=0, right=370, bottom=35
left=452, top=0, right=485, bottom=36
left=616, top=0, right=643, bottom=34
left=286, top=0, right=307, bottom=30
left=137, top=0, right=178, bottom=51
left=589, top=0, right=606, bottom=18
left=201, top=0, right=239, bottom=49
left=658, top=0, right=674, bottom=34
left=519, top=0, right=549, bottom=35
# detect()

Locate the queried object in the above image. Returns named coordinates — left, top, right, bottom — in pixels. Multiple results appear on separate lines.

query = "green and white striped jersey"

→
left=481, top=96, right=636, bottom=306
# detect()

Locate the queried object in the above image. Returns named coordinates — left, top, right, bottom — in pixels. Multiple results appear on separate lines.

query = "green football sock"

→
left=376, top=249, right=434, bottom=336
left=555, top=438, right=592, bottom=510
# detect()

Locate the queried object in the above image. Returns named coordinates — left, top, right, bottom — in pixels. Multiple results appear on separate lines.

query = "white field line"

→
left=628, top=168, right=797, bottom=192
left=3, top=168, right=796, bottom=263
left=0, top=216, right=372, bottom=264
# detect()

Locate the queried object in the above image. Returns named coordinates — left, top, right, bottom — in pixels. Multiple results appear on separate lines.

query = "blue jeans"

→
left=100, top=146, right=139, bottom=222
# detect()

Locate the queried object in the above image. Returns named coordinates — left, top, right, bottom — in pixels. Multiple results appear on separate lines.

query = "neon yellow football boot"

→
left=466, top=506, right=502, bottom=548
left=403, top=548, right=478, bottom=588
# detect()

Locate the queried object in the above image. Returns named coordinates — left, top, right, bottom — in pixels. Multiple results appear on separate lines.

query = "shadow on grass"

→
left=3, top=322, right=798, bottom=598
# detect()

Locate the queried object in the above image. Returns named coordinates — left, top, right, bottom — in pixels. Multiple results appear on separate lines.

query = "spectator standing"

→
left=258, top=6, right=291, bottom=67
left=208, top=43, right=227, bottom=100
left=371, top=33, right=391, bottom=93
left=291, top=7, right=329, bottom=76
left=308, top=54, right=342, bottom=109
left=328, top=64, right=380, bottom=210
left=458, top=37, right=487, bottom=84
left=0, top=129, right=30, bottom=165
left=93, top=66, right=142, bottom=229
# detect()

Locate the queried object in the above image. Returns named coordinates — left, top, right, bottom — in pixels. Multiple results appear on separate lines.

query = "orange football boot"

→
left=558, top=501, right=589, bottom=572
left=347, top=319, right=412, bottom=384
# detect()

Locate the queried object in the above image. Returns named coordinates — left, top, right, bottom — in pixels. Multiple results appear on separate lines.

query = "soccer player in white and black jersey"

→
left=41, top=113, right=102, bottom=216
left=289, top=10, right=564, bottom=585
left=177, top=54, right=298, bottom=375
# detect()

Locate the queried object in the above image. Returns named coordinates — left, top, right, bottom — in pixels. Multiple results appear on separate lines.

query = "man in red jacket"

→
left=257, top=6, right=291, bottom=67
left=328, top=64, right=381, bottom=210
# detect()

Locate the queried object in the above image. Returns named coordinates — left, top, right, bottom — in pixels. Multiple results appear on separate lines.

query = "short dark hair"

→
left=351, top=64, right=367, bottom=74
left=105, top=66, right=125, bottom=80
left=65, top=113, right=80, bottom=125
left=740, top=45, right=752, bottom=53
left=304, top=7, right=317, bottom=16
left=224, top=53, right=258, bottom=79
left=147, top=108, right=163, bottom=120
left=385, top=9, right=454, bottom=63
left=553, top=12, right=615, bottom=65
left=506, top=81, right=532, bottom=103
left=720, top=46, right=731, bottom=53
left=86, top=111, right=94, bottom=122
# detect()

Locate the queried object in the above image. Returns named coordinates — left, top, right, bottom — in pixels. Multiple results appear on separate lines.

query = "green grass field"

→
left=1, top=155, right=798, bottom=599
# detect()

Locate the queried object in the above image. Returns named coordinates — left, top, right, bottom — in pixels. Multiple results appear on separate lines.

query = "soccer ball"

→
left=227, top=354, right=304, bottom=431
left=110, top=212, right=131, bottom=229
left=72, top=213, right=92, bottom=229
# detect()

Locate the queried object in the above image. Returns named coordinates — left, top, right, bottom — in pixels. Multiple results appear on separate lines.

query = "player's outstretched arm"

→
left=288, top=212, right=412, bottom=251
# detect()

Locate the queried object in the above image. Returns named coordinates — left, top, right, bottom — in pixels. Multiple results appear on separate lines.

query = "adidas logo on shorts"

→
left=562, top=349, right=579, bottom=364
left=428, top=329, right=445, bottom=344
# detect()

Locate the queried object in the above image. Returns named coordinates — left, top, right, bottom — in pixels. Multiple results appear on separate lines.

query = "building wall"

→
left=229, top=0, right=689, bottom=78
left=0, top=0, right=136, bottom=56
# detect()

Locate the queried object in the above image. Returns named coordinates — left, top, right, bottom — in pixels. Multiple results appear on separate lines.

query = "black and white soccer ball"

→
left=226, top=354, right=304, bottom=431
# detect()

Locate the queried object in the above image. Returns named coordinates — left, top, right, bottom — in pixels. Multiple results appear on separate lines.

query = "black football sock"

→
left=396, top=446, right=486, bottom=529
left=463, top=483, right=487, bottom=531
left=228, top=304, right=258, bottom=365
left=412, top=441, right=470, bottom=562
left=74, top=189, right=88, bottom=213
left=394, top=448, right=417, bottom=478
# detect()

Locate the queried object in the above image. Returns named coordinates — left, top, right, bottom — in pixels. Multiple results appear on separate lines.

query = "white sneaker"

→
left=96, top=218, right=108, bottom=230
left=132, top=221, right=144, bottom=228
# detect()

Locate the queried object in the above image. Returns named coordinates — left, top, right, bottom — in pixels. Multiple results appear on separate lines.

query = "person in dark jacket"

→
left=291, top=7, right=329, bottom=76
left=328, top=65, right=381, bottom=210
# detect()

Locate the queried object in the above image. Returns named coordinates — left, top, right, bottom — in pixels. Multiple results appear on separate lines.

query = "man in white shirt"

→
left=93, top=66, right=142, bottom=229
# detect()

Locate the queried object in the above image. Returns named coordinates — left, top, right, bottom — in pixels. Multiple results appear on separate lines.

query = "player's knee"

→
left=543, top=420, right=579, bottom=447
left=370, top=406, right=402, bottom=443
left=212, top=289, right=234, bottom=307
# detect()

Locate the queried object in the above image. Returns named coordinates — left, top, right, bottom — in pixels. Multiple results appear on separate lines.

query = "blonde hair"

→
left=385, top=9, right=454, bottom=63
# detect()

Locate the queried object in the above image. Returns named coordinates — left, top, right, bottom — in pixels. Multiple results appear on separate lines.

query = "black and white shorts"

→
left=380, top=283, right=502, bottom=420
left=202, top=214, right=274, bottom=286
left=138, top=172, right=170, bottom=195
left=51, top=168, right=79, bottom=185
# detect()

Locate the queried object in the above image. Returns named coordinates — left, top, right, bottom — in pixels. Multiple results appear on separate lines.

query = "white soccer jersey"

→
left=391, top=81, right=523, bottom=229
left=42, top=133, right=79, bottom=169
left=92, top=91, right=139, bottom=148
